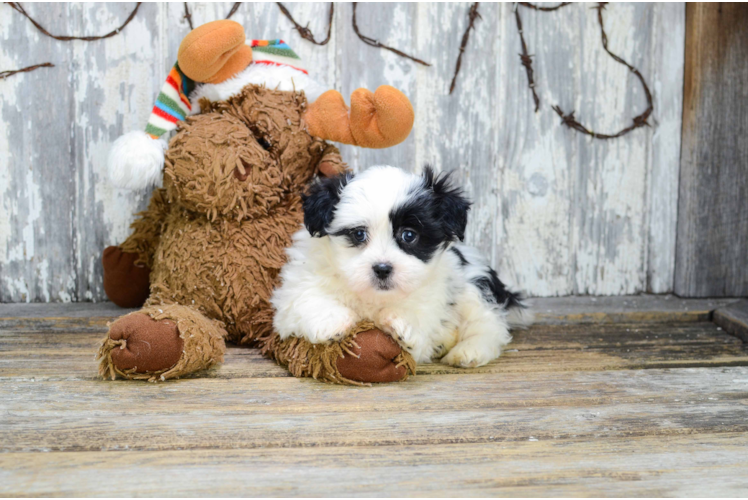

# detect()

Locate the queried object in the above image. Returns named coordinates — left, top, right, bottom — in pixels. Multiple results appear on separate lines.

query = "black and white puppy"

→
left=271, top=165, right=531, bottom=367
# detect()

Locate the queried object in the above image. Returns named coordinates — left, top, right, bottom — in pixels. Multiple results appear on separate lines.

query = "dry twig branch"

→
left=514, top=2, right=653, bottom=138
left=551, top=2, right=653, bottom=139
left=352, top=3, right=431, bottom=66
left=182, top=2, right=242, bottom=30
left=225, top=2, right=241, bottom=20
left=449, top=2, right=481, bottom=95
left=277, top=2, right=334, bottom=45
left=519, top=2, right=571, bottom=12
left=183, top=2, right=194, bottom=30
left=0, top=62, right=54, bottom=81
left=513, top=3, right=540, bottom=112
left=6, top=2, right=141, bottom=41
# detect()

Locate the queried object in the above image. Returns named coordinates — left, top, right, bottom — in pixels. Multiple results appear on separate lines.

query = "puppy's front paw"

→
left=441, top=340, right=498, bottom=368
left=301, top=307, right=359, bottom=344
left=378, top=311, right=416, bottom=351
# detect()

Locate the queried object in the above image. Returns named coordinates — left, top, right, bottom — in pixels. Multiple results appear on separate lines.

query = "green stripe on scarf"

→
left=252, top=46, right=301, bottom=59
left=145, top=123, right=168, bottom=137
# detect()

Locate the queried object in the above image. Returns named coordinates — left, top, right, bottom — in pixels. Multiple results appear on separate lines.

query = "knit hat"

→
left=142, top=40, right=304, bottom=142
left=250, top=39, right=306, bottom=74
left=142, top=40, right=303, bottom=142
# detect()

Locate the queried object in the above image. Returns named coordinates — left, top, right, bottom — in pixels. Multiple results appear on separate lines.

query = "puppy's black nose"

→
left=372, top=263, right=393, bottom=280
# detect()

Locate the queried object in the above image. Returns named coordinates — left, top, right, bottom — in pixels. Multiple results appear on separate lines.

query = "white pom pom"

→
left=107, top=131, right=167, bottom=190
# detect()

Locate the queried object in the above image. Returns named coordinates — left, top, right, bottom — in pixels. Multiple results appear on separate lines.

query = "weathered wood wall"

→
left=0, top=3, right=685, bottom=302
left=675, top=3, right=748, bottom=297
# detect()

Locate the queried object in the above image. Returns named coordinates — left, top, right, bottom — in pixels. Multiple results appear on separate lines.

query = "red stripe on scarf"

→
left=253, top=60, right=308, bottom=75
left=152, top=106, right=180, bottom=123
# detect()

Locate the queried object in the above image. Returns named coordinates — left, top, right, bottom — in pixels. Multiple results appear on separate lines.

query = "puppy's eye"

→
left=400, top=229, right=418, bottom=244
left=257, top=137, right=272, bottom=150
left=352, top=229, right=367, bottom=243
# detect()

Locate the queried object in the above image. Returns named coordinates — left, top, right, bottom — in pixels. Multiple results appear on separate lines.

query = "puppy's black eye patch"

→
left=390, top=199, right=444, bottom=262
left=331, top=226, right=368, bottom=248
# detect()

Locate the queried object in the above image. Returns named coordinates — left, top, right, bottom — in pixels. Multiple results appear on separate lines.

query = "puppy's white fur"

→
left=271, top=166, right=530, bottom=367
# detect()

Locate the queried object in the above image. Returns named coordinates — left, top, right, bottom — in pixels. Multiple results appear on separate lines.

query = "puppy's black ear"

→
left=302, top=173, right=353, bottom=237
left=423, top=165, right=471, bottom=242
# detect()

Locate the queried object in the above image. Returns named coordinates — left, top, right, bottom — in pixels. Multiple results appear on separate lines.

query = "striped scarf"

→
left=145, top=63, right=195, bottom=139
left=144, top=40, right=304, bottom=140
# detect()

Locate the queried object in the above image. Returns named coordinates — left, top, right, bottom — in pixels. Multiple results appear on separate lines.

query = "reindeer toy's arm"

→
left=102, top=188, right=171, bottom=308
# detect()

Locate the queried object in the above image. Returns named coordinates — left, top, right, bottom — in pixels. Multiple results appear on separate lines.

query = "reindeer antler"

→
left=177, top=20, right=253, bottom=84
left=304, top=86, right=414, bottom=149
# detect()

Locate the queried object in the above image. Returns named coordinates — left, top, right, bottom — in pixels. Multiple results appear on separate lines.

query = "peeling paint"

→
left=0, top=3, right=685, bottom=301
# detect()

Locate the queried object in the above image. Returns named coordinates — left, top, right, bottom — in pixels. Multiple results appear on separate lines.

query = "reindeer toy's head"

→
left=108, top=20, right=415, bottom=217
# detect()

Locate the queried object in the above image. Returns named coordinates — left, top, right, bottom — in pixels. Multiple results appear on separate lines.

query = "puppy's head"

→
left=302, top=165, right=471, bottom=295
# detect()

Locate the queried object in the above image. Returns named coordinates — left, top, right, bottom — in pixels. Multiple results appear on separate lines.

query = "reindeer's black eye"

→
left=257, top=137, right=272, bottom=150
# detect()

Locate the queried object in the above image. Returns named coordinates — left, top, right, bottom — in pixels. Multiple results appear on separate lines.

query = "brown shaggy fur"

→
left=126, top=85, right=340, bottom=345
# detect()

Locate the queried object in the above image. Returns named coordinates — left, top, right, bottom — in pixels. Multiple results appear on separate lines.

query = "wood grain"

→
left=2, top=366, right=747, bottom=453
left=2, top=320, right=746, bottom=381
left=714, top=299, right=748, bottom=343
left=2, top=302, right=747, bottom=496
left=1, top=3, right=79, bottom=303
left=675, top=3, right=748, bottom=297
left=647, top=3, right=687, bottom=294
left=531, top=294, right=737, bottom=324
left=3, top=433, right=748, bottom=496
left=0, top=3, right=687, bottom=301
left=0, top=295, right=737, bottom=328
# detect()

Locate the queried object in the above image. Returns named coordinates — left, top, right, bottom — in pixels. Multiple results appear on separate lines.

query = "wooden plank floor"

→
left=1, top=297, right=747, bottom=497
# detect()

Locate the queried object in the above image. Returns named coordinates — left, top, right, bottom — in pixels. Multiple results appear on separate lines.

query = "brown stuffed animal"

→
left=97, top=21, right=416, bottom=384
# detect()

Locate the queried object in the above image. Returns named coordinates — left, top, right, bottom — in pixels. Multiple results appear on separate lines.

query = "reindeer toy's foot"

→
left=97, top=305, right=227, bottom=382
left=263, top=321, right=416, bottom=385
